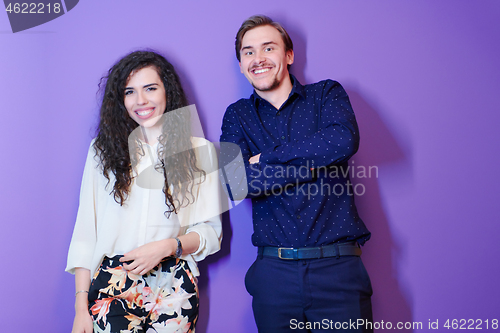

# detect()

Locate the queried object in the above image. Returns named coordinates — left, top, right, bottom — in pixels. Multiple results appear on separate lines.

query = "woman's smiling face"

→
left=124, top=66, right=167, bottom=129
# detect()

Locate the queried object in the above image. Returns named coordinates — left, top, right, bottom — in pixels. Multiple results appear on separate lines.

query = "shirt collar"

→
left=250, top=74, right=305, bottom=109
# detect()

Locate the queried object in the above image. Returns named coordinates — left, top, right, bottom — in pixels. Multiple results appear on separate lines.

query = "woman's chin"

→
left=138, top=114, right=164, bottom=129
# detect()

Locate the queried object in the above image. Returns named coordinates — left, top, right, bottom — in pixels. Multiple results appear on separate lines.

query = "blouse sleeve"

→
left=180, top=138, right=222, bottom=262
left=65, top=142, right=98, bottom=274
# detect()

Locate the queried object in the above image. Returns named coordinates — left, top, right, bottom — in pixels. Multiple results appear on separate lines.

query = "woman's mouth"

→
left=135, top=107, right=155, bottom=119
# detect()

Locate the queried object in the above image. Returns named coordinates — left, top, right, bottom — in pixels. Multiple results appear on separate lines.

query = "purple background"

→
left=1, top=1, right=499, bottom=331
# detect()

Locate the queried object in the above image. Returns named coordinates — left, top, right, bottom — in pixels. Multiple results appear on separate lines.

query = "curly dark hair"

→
left=94, top=50, right=205, bottom=215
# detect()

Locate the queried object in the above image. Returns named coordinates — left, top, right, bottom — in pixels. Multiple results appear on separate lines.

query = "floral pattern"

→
left=88, top=256, right=198, bottom=333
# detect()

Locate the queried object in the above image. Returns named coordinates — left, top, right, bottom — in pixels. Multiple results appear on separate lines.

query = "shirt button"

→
left=297, top=215, right=301, bottom=219
left=281, top=136, right=285, bottom=140
left=277, top=112, right=281, bottom=116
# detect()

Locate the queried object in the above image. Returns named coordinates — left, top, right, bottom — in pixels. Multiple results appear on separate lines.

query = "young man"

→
left=220, top=15, right=373, bottom=332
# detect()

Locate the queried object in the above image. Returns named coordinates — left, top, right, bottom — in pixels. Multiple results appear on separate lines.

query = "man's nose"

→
left=255, top=50, right=266, bottom=63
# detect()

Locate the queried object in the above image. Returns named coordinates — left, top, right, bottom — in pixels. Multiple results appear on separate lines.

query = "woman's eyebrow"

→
left=125, top=83, right=159, bottom=90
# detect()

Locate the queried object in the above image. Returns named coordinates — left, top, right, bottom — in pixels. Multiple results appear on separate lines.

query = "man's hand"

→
left=120, top=239, right=176, bottom=275
left=249, top=153, right=261, bottom=164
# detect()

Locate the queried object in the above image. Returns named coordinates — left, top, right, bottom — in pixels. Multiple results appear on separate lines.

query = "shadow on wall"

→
left=196, top=210, right=233, bottom=333
left=347, top=88, right=414, bottom=331
left=286, top=22, right=307, bottom=87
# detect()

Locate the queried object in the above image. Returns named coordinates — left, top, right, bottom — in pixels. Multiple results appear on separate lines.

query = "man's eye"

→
left=265, top=47, right=273, bottom=52
left=245, top=51, right=253, bottom=56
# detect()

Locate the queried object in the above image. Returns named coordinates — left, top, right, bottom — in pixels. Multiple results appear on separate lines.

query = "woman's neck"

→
left=140, top=125, right=162, bottom=146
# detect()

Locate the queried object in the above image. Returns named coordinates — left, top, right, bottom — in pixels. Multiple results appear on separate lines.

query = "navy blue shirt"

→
left=220, top=75, right=370, bottom=248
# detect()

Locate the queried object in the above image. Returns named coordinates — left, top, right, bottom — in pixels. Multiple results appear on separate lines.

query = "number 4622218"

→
left=6, top=3, right=62, bottom=14
left=444, top=319, right=498, bottom=330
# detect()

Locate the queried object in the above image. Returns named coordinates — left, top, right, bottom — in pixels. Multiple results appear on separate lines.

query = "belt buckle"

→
left=278, top=247, right=295, bottom=260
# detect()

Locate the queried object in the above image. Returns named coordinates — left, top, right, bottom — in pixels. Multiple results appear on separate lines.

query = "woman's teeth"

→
left=136, top=108, right=154, bottom=116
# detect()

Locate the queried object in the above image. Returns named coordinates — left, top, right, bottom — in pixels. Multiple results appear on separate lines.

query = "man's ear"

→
left=287, top=50, right=294, bottom=66
left=239, top=61, right=243, bottom=73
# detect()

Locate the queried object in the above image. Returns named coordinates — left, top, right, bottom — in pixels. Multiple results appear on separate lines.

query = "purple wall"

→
left=1, top=1, right=499, bottom=331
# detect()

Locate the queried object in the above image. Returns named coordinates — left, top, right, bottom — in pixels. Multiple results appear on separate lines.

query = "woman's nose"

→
left=136, top=91, right=148, bottom=105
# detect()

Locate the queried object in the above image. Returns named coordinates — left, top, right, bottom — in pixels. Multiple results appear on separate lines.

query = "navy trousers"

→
left=245, top=255, right=373, bottom=332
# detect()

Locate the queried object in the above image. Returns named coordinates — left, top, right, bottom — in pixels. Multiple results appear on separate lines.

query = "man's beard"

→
left=252, top=75, right=280, bottom=92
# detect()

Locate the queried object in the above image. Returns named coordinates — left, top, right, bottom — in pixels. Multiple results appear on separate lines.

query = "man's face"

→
left=239, top=25, right=294, bottom=93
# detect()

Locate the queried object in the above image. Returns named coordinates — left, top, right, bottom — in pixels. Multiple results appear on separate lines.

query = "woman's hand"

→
left=72, top=268, right=92, bottom=332
left=120, top=239, right=177, bottom=275
left=71, top=308, right=93, bottom=333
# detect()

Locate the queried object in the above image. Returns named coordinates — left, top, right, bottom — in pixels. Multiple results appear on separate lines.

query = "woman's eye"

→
left=124, top=90, right=133, bottom=96
left=146, top=87, right=157, bottom=92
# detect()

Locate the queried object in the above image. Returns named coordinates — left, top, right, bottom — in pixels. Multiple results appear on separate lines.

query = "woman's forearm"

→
left=155, top=232, right=202, bottom=258
left=176, top=232, right=201, bottom=256
left=74, top=268, right=91, bottom=312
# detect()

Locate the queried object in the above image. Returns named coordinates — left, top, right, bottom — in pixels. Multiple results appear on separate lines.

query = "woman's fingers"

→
left=121, top=251, right=142, bottom=272
left=120, top=241, right=167, bottom=274
left=120, top=251, right=135, bottom=262
left=124, top=262, right=138, bottom=271
left=122, top=259, right=152, bottom=275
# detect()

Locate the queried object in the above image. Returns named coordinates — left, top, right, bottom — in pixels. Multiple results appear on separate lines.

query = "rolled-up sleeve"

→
left=65, top=143, right=98, bottom=274
left=182, top=139, right=222, bottom=262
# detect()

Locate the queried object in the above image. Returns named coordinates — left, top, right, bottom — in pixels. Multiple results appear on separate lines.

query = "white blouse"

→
left=66, top=137, right=222, bottom=278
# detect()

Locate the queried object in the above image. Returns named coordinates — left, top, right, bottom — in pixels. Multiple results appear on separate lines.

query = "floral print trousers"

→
left=88, top=255, right=198, bottom=333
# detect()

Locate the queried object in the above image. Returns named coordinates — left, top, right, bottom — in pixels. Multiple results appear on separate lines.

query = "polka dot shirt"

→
left=220, top=75, right=370, bottom=248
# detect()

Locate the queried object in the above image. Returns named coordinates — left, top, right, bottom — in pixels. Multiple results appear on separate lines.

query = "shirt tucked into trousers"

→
left=220, top=75, right=373, bottom=332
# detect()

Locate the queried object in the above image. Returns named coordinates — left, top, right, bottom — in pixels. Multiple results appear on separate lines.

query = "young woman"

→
left=66, top=51, right=222, bottom=333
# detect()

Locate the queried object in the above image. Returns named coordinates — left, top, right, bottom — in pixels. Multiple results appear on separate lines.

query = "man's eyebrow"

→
left=241, top=41, right=278, bottom=51
left=262, top=41, right=278, bottom=47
